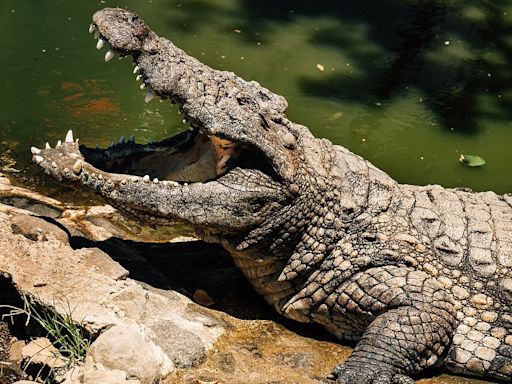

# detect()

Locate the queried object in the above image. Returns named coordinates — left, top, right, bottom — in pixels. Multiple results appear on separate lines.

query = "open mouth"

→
left=77, top=128, right=275, bottom=185
left=31, top=22, right=276, bottom=187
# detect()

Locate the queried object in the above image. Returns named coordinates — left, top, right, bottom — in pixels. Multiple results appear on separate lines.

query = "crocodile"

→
left=31, top=8, right=512, bottom=383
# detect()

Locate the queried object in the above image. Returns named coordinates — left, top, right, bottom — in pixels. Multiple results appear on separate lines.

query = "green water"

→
left=1, top=0, right=511, bottom=199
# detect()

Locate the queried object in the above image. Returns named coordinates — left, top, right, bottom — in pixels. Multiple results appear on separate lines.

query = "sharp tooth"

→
left=120, top=179, right=127, bottom=185
left=129, top=135, right=135, bottom=143
left=131, top=176, right=139, bottom=182
left=56, top=140, right=62, bottom=147
left=119, top=136, right=125, bottom=144
left=140, top=83, right=146, bottom=90
left=96, top=38, right=105, bottom=50
left=153, top=178, right=159, bottom=184
left=65, top=130, right=74, bottom=143
left=145, top=90, right=155, bottom=103
left=143, top=175, right=150, bottom=183
left=31, top=147, right=41, bottom=155
left=72, top=160, right=83, bottom=174
left=104, top=50, right=115, bottom=62
left=45, top=142, right=51, bottom=149
left=133, top=66, right=140, bottom=74
left=136, top=74, right=143, bottom=81
left=33, top=155, right=44, bottom=164
left=94, top=30, right=100, bottom=39
left=88, top=23, right=96, bottom=34
left=52, top=161, right=57, bottom=168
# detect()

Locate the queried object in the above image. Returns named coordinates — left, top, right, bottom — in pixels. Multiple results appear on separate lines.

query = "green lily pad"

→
left=459, top=154, right=486, bottom=167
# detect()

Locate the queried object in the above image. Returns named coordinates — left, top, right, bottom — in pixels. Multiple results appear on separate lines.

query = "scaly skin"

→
left=31, top=8, right=512, bottom=383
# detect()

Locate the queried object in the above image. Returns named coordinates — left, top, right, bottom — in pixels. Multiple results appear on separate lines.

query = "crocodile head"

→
left=32, top=8, right=322, bottom=246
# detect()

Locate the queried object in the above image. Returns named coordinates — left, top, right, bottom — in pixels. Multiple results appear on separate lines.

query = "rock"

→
left=0, top=176, right=63, bottom=219
left=86, top=205, right=118, bottom=217
left=82, top=248, right=128, bottom=280
left=10, top=213, right=68, bottom=243
left=82, top=357, right=141, bottom=384
left=193, top=288, right=215, bottom=307
left=88, top=324, right=173, bottom=384
left=21, top=337, right=68, bottom=369
left=61, top=207, right=125, bottom=242
left=60, top=365, right=82, bottom=384
left=146, top=319, right=206, bottom=368
left=0, top=201, right=350, bottom=383
left=8, top=340, right=26, bottom=362
left=0, top=174, right=11, bottom=185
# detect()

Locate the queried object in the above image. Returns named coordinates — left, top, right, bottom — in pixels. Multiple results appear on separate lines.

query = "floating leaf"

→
left=459, top=154, right=486, bottom=167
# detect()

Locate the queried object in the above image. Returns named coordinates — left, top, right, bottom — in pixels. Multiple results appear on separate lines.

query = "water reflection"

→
left=234, top=0, right=512, bottom=134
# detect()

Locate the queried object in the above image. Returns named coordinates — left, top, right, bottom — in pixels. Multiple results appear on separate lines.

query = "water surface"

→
left=1, top=0, right=511, bottom=198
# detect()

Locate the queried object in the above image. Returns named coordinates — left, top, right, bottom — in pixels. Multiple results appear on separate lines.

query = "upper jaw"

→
left=89, top=10, right=157, bottom=103
left=89, top=8, right=300, bottom=182
left=91, top=8, right=149, bottom=54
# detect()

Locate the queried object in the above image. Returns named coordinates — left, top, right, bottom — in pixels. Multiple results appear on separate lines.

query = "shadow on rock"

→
left=69, top=235, right=340, bottom=344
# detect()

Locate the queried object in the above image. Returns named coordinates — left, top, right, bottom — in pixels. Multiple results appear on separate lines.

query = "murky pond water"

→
left=1, top=0, right=511, bottom=198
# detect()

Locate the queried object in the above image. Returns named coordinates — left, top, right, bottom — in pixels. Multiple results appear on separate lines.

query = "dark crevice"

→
left=0, top=276, right=26, bottom=340
left=69, top=235, right=339, bottom=343
left=0, top=275, right=94, bottom=384
left=0, top=276, right=46, bottom=383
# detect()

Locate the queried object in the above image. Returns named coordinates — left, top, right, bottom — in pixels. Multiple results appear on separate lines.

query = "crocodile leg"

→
left=287, top=266, right=458, bottom=383
left=326, top=267, right=457, bottom=383
left=333, top=306, right=450, bottom=383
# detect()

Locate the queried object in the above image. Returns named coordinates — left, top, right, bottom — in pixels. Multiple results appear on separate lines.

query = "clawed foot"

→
left=330, top=364, right=415, bottom=384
